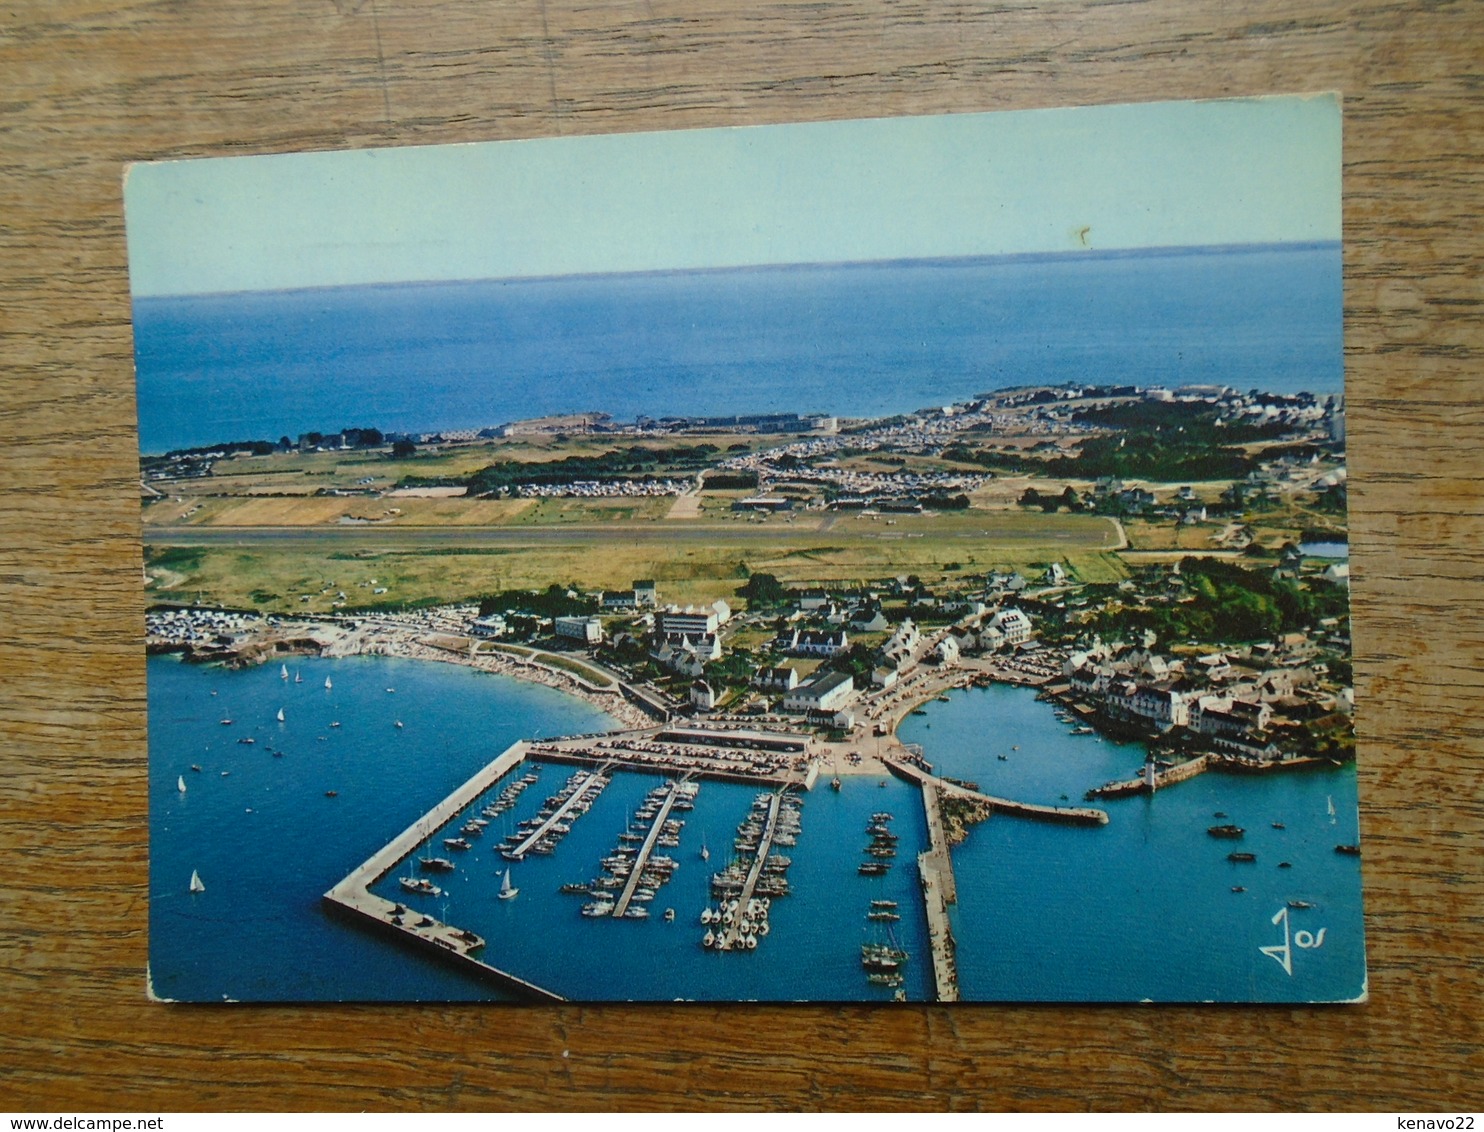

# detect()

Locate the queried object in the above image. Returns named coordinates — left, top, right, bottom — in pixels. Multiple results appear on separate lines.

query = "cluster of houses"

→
left=1059, top=640, right=1352, bottom=761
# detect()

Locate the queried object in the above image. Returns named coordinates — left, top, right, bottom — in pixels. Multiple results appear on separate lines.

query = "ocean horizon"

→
left=132, top=242, right=1342, bottom=454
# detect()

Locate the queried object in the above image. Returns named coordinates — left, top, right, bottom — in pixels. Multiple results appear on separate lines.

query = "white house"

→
left=782, top=671, right=856, bottom=714
left=689, top=680, right=717, bottom=711
left=988, top=608, right=1032, bottom=646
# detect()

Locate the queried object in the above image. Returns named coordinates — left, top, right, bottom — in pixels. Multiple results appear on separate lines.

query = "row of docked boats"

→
left=575, top=780, right=696, bottom=920
left=499, top=768, right=610, bottom=861
left=699, top=895, right=772, bottom=951
left=481, top=769, right=541, bottom=822
left=700, top=791, right=801, bottom=952
left=858, top=811, right=896, bottom=876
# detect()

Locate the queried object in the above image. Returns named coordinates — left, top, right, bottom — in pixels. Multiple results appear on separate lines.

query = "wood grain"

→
left=1, top=0, right=1480, bottom=1112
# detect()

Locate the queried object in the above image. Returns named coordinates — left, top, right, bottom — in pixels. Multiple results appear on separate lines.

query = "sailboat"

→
left=276, top=707, right=285, bottom=723
left=189, top=870, right=205, bottom=894
left=699, top=834, right=710, bottom=862
left=294, top=670, right=302, bottom=683
left=1327, top=795, right=1336, bottom=824
left=324, top=676, right=333, bottom=690
left=498, top=868, right=519, bottom=901
left=177, top=775, right=186, bottom=794
left=280, top=664, right=288, bottom=680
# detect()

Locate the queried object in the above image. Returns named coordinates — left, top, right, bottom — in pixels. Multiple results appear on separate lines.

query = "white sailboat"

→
left=498, top=868, right=519, bottom=901
left=294, top=670, right=302, bottom=683
left=280, top=663, right=288, bottom=680
left=1327, top=795, right=1336, bottom=824
left=324, top=676, right=332, bottom=690
left=189, top=870, right=205, bottom=894
left=177, top=775, right=187, bottom=794
left=700, top=833, right=710, bottom=862
left=277, top=707, right=285, bottom=722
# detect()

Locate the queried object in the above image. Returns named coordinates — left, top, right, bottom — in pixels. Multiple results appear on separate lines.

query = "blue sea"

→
left=132, top=244, right=1342, bottom=454
left=150, top=656, right=1365, bottom=1003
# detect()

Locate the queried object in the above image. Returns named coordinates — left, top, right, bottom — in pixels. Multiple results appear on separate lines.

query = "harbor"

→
left=321, top=738, right=566, bottom=1002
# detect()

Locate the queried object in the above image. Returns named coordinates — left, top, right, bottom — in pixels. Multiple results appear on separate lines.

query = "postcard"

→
left=127, top=94, right=1363, bottom=1003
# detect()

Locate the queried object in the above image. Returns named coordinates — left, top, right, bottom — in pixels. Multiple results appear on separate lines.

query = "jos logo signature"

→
left=1260, top=905, right=1327, bottom=976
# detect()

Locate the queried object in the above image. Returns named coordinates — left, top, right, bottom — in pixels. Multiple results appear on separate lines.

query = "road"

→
left=141, top=519, right=1122, bottom=549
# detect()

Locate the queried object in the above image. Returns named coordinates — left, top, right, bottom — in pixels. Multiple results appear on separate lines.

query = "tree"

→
left=738, top=572, right=788, bottom=606
left=391, top=439, right=417, bottom=458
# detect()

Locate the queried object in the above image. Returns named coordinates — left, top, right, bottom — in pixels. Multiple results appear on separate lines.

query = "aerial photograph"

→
left=127, top=95, right=1363, bottom=1003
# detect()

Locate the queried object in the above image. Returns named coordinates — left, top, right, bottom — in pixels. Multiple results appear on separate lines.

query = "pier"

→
left=323, top=739, right=566, bottom=1002
left=883, top=756, right=1110, bottom=826
left=611, top=778, right=689, bottom=919
left=503, top=766, right=609, bottom=860
left=916, top=782, right=960, bottom=1003
left=718, top=790, right=784, bottom=950
left=1088, top=753, right=1211, bottom=799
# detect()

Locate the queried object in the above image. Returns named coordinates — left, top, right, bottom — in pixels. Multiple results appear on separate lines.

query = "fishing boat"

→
left=324, top=790, right=338, bottom=798
left=1272, top=822, right=1286, bottom=830
left=399, top=877, right=441, bottom=897
left=1207, top=824, right=1245, bottom=839
left=419, top=857, right=456, bottom=872
left=1231, top=886, right=1246, bottom=893
left=177, top=775, right=186, bottom=794
left=498, top=868, right=519, bottom=901
left=189, top=869, right=205, bottom=894
left=1227, top=852, right=1257, bottom=863
left=870, top=899, right=898, bottom=910
left=444, top=837, right=472, bottom=851
left=236, top=736, right=255, bottom=745
left=1288, top=900, right=1315, bottom=909
left=1335, top=843, right=1361, bottom=856
left=868, top=911, right=901, bottom=923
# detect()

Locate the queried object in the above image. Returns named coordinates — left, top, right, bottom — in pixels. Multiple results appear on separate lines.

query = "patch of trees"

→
left=1092, top=557, right=1349, bottom=643
left=702, top=471, right=759, bottom=490
left=1019, top=486, right=1082, bottom=512
left=920, top=493, right=971, bottom=510
left=463, top=444, right=721, bottom=495
left=736, top=572, right=789, bottom=607
left=827, top=643, right=879, bottom=686
left=1046, top=433, right=1253, bottom=482
left=477, top=584, right=595, bottom=618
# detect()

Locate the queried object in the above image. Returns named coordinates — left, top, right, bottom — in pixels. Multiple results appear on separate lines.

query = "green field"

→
left=143, top=510, right=1127, bottom=614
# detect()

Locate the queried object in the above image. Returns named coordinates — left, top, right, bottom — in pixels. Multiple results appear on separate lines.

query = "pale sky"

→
left=124, top=94, right=1339, bottom=298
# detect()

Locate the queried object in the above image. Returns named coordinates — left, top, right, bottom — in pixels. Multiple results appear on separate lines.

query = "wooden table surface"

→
left=1, top=0, right=1479, bottom=1112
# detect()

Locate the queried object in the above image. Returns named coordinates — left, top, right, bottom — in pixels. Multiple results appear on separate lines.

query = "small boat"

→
left=324, top=790, right=338, bottom=797
left=1227, top=852, right=1257, bottom=863
left=868, top=912, right=901, bottom=923
left=870, top=899, right=898, bottom=909
left=1288, top=900, right=1315, bottom=909
left=1327, top=795, right=1336, bottom=819
left=394, top=721, right=404, bottom=729
left=1207, top=825, right=1245, bottom=839
left=324, top=676, right=333, bottom=690
left=664, top=908, right=676, bottom=922
left=237, top=737, right=255, bottom=745
left=1272, top=822, right=1286, bottom=830
left=330, top=722, right=340, bottom=728
left=399, top=877, right=440, bottom=897
left=419, top=857, right=456, bottom=872
left=190, top=764, right=201, bottom=772
left=177, top=775, right=186, bottom=794
left=911, top=709, right=927, bottom=716
left=878, top=780, right=887, bottom=788
left=703, top=929, right=715, bottom=948
left=997, top=754, right=1007, bottom=761
left=831, top=776, right=842, bottom=791
left=386, top=688, right=395, bottom=694
left=219, top=718, right=233, bottom=726
left=498, top=868, right=519, bottom=901
left=1230, top=886, right=1246, bottom=893
left=294, top=671, right=302, bottom=683
left=280, top=664, right=288, bottom=680
left=1335, top=843, right=1361, bottom=856
left=1277, top=861, right=1292, bottom=869
left=276, top=708, right=285, bottom=723
left=1213, top=812, right=1228, bottom=819
left=189, top=869, right=205, bottom=894
left=444, top=837, right=472, bottom=851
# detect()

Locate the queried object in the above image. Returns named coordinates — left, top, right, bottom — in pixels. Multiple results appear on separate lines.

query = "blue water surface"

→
left=134, top=244, right=1342, bottom=453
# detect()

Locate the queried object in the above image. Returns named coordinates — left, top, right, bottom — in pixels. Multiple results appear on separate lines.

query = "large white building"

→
left=656, top=606, right=720, bottom=640
left=554, top=616, right=603, bottom=644
left=782, top=671, right=856, bottom=714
